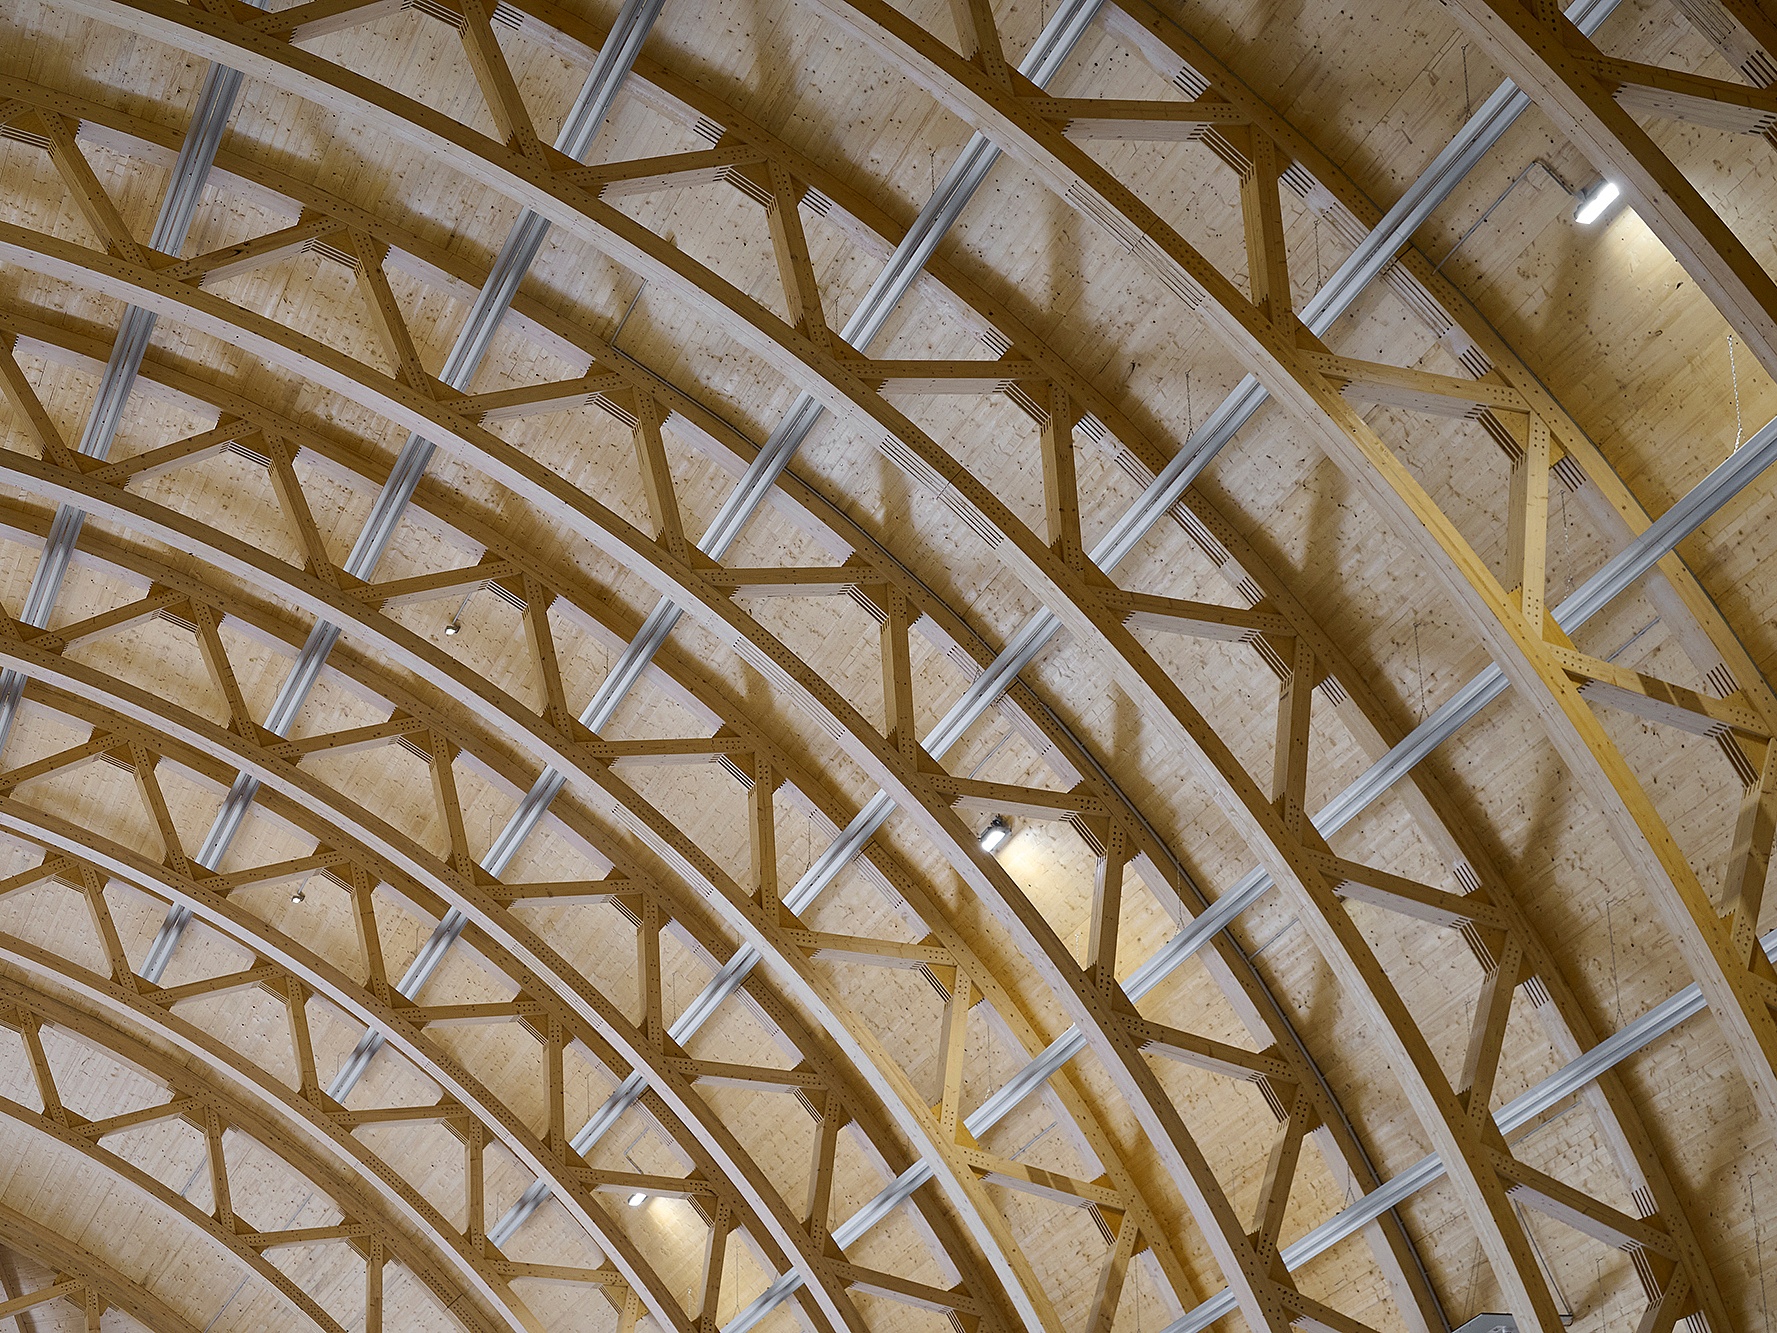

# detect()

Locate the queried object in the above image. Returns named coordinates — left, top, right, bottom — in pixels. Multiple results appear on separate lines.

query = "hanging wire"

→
left=443, top=586, right=475, bottom=637
left=1462, top=45, right=1473, bottom=121
left=610, top=279, right=646, bottom=348
left=1413, top=618, right=1427, bottom=719
left=1184, top=369, right=1194, bottom=437
left=1558, top=482, right=1571, bottom=603
left=1729, top=332, right=1746, bottom=450
left=1172, top=847, right=1185, bottom=931
left=1313, top=214, right=1324, bottom=288
left=1512, top=1199, right=1575, bottom=1321
left=1464, top=1232, right=1484, bottom=1317
left=1605, top=896, right=1624, bottom=1028
left=1753, top=1170, right=1772, bottom=1330
left=964, top=726, right=1016, bottom=780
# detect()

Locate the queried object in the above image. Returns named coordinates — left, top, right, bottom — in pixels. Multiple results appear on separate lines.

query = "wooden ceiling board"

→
left=0, top=0, right=1772, bottom=1328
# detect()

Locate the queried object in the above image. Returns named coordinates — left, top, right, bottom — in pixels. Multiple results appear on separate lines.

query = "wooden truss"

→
left=0, top=0, right=1765, bottom=1330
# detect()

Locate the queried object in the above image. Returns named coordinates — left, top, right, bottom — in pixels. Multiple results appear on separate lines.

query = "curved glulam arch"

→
left=0, top=0, right=1762, bottom=1329
left=0, top=216, right=1705, bottom=1333
left=801, top=0, right=1777, bottom=1157
left=0, top=1181, right=211, bottom=1331
left=0, top=967, right=515, bottom=1332
left=0, top=219, right=1418, bottom=1331
left=0, top=302, right=1731, bottom=1333
left=0, top=660, right=956, bottom=1333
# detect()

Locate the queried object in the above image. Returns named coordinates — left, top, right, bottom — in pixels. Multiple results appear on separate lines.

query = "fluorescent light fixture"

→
left=979, top=816, right=1011, bottom=854
left=1574, top=179, right=1619, bottom=225
left=626, top=1191, right=647, bottom=1207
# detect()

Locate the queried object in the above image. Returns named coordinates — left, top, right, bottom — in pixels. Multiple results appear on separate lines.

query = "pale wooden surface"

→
left=0, top=0, right=1769, bottom=1329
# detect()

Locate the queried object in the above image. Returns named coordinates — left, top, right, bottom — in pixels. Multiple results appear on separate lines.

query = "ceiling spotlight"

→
left=627, top=1191, right=647, bottom=1208
left=290, top=888, right=306, bottom=904
left=443, top=620, right=460, bottom=636
left=978, top=815, right=1011, bottom=854
left=1574, top=179, right=1620, bottom=225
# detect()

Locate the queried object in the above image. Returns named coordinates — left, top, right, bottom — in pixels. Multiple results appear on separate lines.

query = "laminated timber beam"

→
left=815, top=0, right=1777, bottom=1147
left=0, top=977, right=512, bottom=1333
left=750, top=2, right=1777, bottom=1327
left=1438, top=0, right=1777, bottom=376
left=0, top=7, right=1727, bottom=1329
left=0, top=1196, right=204, bottom=1333
left=0, top=303, right=1232, bottom=1333
left=0, top=47, right=1442, bottom=1322
left=1101, top=0, right=1777, bottom=728
left=0, top=456, right=1166, bottom=1333
left=0, top=674, right=879, bottom=1333
left=0, top=483, right=1047, bottom=1333
left=0, top=228, right=1406, bottom=1329
left=0, top=65, right=1713, bottom=1333
left=0, top=373, right=973, bottom=1333
left=0, top=219, right=1677, bottom=1333
left=0, top=1008, right=360, bottom=1331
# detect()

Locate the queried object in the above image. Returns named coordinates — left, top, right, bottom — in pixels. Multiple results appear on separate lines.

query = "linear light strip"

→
left=0, top=53, right=256, bottom=747
left=458, top=0, right=1110, bottom=1250
left=1159, top=927, right=1777, bottom=1333
left=135, top=0, right=669, bottom=987
left=725, top=4, right=1777, bottom=1322
left=507, top=0, right=1646, bottom=1268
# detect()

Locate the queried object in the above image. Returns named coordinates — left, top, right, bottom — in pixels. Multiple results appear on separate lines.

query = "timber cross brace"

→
left=0, top=0, right=1770, bottom=1330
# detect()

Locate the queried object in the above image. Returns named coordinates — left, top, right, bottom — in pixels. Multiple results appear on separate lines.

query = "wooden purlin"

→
left=0, top=5, right=1741, bottom=1329
left=0, top=298, right=1211, bottom=1333
left=0, top=459, right=1029, bottom=1333
left=0, top=1195, right=205, bottom=1333
left=1093, top=8, right=1738, bottom=1327
left=0, top=1018, right=350, bottom=1332
left=1100, top=0, right=1772, bottom=721
left=0, top=245, right=1415, bottom=1331
left=0, top=164, right=1357, bottom=1333
left=0, top=169, right=1677, bottom=1333
left=771, top=3, right=1759, bottom=1327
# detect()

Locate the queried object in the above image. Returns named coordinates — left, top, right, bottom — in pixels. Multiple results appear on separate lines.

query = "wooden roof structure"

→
left=0, top=0, right=1774, bottom=1328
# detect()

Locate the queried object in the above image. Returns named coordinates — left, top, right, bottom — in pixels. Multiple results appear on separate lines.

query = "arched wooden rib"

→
left=0, top=193, right=1654, bottom=1328
left=1072, top=7, right=1739, bottom=1327
left=0, top=1190, right=207, bottom=1333
left=0, top=993, right=353, bottom=1332
left=1104, top=0, right=1777, bottom=737
left=0, top=52, right=1642, bottom=1332
left=0, top=217, right=1375, bottom=1330
left=0, top=671, right=863, bottom=1333
left=796, top=2, right=1777, bottom=1318
left=0, top=971, right=519, bottom=1333
left=0, top=10, right=1720, bottom=1329
left=0, top=431, right=1023, bottom=1333
left=0, top=456, right=1103, bottom=1333
left=43, top=26, right=1717, bottom=1320
left=0, top=270, right=1238, bottom=1333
